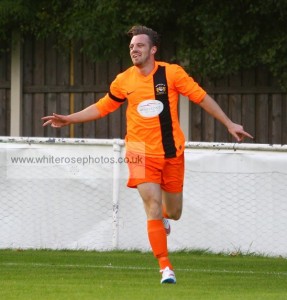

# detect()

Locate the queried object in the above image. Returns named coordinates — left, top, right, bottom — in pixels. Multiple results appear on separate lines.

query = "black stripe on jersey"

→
left=153, top=66, right=177, bottom=158
left=108, top=91, right=126, bottom=103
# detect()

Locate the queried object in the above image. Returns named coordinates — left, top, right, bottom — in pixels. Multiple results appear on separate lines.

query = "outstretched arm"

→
left=198, top=94, right=253, bottom=142
left=42, top=104, right=101, bottom=128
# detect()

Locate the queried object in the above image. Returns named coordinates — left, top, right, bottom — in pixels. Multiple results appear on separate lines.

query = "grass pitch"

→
left=0, top=249, right=286, bottom=300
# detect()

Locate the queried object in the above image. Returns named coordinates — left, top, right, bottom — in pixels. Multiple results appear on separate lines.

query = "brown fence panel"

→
left=190, top=99, right=203, bottom=141
left=271, top=94, right=283, bottom=144
left=82, top=51, right=97, bottom=138
left=21, top=38, right=128, bottom=139
left=0, top=49, right=10, bottom=136
left=93, top=60, right=109, bottom=138
left=283, top=94, right=287, bottom=144
left=192, top=67, right=287, bottom=144
left=1, top=36, right=286, bottom=144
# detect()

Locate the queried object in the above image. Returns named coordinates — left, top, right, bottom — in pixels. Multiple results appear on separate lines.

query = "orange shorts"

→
left=126, top=152, right=184, bottom=193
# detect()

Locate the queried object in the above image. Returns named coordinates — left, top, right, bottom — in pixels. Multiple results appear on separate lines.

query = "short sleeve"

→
left=172, top=65, right=206, bottom=103
left=95, top=75, right=126, bottom=117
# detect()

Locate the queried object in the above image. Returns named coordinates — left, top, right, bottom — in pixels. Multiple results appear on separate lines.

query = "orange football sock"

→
left=147, top=219, right=173, bottom=270
left=158, top=257, right=173, bottom=271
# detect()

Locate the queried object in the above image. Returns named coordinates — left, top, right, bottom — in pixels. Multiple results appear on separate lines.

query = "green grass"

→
left=0, top=249, right=286, bottom=300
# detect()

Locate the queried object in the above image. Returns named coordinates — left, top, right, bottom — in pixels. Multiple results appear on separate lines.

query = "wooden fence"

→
left=0, top=48, right=10, bottom=136
left=0, top=37, right=286, bottom=144
left=193, top=69, right=286, bottom=144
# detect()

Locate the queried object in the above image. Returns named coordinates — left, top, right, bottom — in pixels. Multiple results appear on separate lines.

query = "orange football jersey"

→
left=95, top=61, right=206, bottom=158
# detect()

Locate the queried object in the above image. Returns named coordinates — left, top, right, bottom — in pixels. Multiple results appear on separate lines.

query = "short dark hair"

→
left=127, top=25, right=160, bottom=48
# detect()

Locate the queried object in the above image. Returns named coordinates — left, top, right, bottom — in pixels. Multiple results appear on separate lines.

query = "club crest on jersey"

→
left=155, top=83, right=167, bottom=96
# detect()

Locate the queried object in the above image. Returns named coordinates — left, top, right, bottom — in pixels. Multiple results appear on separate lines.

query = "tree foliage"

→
left=176, top=0, right=287, bottom=88
left=1, top=0, right=287, bottom=88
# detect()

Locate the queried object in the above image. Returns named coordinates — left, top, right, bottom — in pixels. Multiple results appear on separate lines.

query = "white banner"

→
left=0, top=137, right=286, bottom=257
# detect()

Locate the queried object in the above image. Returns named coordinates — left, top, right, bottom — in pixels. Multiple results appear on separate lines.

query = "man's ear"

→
left=151, top=46, right=157, bottom=54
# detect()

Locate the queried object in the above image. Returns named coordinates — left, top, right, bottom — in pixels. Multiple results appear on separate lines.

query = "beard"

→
left=131, top=55, right=150, bottom=67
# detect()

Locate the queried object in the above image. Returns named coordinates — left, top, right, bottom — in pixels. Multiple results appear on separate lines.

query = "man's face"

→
left=129, top=34, right=156, bottom=67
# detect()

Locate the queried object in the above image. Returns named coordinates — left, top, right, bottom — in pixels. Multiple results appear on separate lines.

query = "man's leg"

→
left=162, top=191, right=183, bottom=220
left=137, top=182, right=173, bottom=271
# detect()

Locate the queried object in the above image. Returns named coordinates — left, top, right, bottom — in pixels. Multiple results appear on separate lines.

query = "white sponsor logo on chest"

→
left=137, top=100, right=164, bottom=117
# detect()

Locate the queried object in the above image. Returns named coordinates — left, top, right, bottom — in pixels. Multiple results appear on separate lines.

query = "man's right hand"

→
left=41, top=113, right=71, bottom=128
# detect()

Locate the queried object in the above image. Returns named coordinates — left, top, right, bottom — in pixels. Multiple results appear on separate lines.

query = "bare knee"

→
left=162, top=191, right=183, bottom=220
left=167, top=208, right=182, bottom=221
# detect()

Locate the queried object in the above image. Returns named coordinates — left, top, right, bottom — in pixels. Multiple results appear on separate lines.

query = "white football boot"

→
left=160, top=267, right=176, bottom=284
